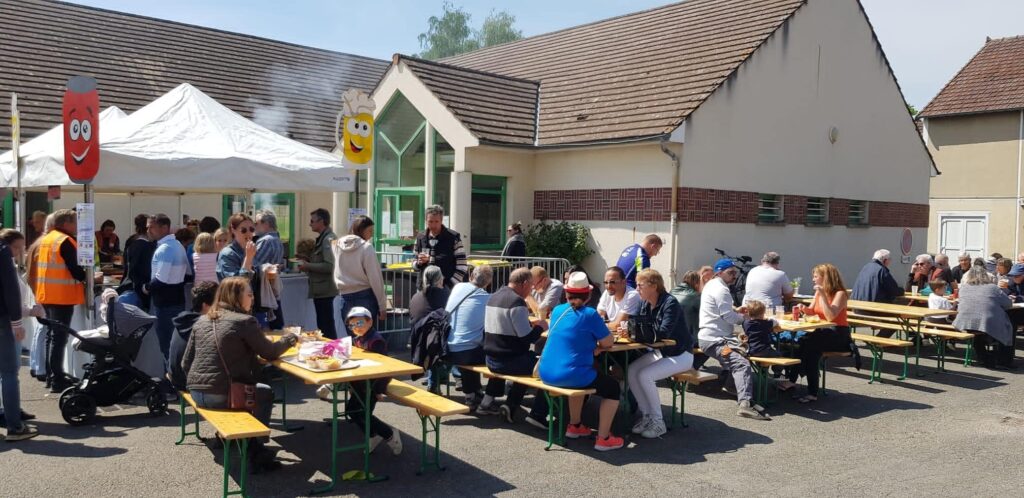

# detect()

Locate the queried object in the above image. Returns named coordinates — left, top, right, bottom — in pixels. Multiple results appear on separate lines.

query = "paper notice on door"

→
left=399, top=211, right=414, bottom=237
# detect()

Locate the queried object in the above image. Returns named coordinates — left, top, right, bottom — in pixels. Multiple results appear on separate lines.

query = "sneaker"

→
left=5, top=424, right=38, bottom=442
left=594, top=434, right=624, bottom=451
left=525, top=415, right=549, bottom=431
left=641, top=419, right=667, bottom=439
left=498, top=404, right=515, bottom=424
left=565, top=423, right=591, bottom=439
left=316, top=385, right=333, bottom=401
left=737, top=400, right=771, bottom=421
left=475, top=402, right=501, bottom=416
left=631, top=414, right=652, bottom=435
left=385, top=433, right=403, bottom=455
left=368, top=434, right=384, bottom=453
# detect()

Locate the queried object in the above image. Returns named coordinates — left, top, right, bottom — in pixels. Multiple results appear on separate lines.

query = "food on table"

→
left=316, top=357, right=342, bottom=370
left=305, top=354, right=329, bottom=368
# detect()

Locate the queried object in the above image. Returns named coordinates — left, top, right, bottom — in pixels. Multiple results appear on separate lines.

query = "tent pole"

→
left=84, top=184, right=95, bottom=327
left=178, top=193, right=183, bottom=229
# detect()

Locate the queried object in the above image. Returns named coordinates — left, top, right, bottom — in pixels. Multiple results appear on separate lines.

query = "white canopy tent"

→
left=1, top=83, right=356, bottom=192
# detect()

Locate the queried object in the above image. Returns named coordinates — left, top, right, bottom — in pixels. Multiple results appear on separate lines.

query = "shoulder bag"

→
left=627, top=304, right=660, bottom=345
left=211, top=319, right=257, bottom=412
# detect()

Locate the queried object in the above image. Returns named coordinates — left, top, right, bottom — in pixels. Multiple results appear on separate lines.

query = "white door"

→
left=938, top=214, right=987, bottom=259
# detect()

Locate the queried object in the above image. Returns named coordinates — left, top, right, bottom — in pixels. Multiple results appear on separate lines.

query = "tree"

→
left=907, top=104, right=919, bottom=116
left=478, top=10, right=522, bottom=48
left=418, top=2, right=479, bottom=60
left=418, top=3, right=523, bottom=60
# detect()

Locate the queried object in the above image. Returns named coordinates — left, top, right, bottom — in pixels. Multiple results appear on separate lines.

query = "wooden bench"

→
left=749, top=356, right=801, bottom=405
left=849, top=316, right=975, bottom=373
left=819, top=351, right=852, bottom=395
left=176, top=392, right=271, bottom=498
left=458, top=365, right=594, bottom=450
left=848, top=332, right=913, bottom=383
left=386, top=380, right=470, bottom=474
left=668, top=369, right=718, bottom=427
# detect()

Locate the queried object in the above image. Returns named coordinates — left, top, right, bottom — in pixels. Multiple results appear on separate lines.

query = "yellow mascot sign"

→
left=336, top=89, right=375, bottom=169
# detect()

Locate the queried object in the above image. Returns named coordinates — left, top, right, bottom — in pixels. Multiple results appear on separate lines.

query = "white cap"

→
left=346, top=306, right=372, bottom=320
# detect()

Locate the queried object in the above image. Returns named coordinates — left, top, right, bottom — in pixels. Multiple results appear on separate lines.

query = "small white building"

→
left=366, top=0, right=935, bottom=283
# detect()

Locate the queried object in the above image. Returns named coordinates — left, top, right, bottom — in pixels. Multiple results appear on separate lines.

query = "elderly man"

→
left=950, top=253, right=972, bottom=285
left=905, top=254, right=934, bottom=293
left=597, top=266, right=640, bottom=332
left=697, top=258, right=768, bottom=421
left=527, top=266, right=564, bottom=319
left=852, top=249, right=904, bottom=304
left=743, top=251, right=794, bottom=308
left=932, top=254, right=957, bottom=291
left=413, top=205, right=468, bottom=289
left=444, top=264, right=494, bottom=409
left=616, top=234, right=663, bottom=289
left=253, top=209, right=286, bottom=329
left=478, top=268, right=550, bottom=428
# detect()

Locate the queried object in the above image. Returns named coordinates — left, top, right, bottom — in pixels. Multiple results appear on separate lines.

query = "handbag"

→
left=627, top=313, right=660, bottom=344
left=211, top=320, right=257, bottom=412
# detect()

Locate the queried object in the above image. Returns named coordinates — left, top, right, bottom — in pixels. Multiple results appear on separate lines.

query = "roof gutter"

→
left=659, top=136, right=681, bottom=283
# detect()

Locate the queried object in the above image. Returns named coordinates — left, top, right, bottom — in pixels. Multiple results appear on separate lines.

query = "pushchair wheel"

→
left=62, top=393, right=97, bottom=426
left=58, top=387, right=80, bottom=410
left=146, top=388, right=168, bottom=416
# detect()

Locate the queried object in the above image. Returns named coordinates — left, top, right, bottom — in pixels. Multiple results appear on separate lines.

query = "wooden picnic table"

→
left=270, top=343, right=422, bottom=493
left=775, top=315, right=837, bottom=332
left=843, top=300, right=957, bottom=375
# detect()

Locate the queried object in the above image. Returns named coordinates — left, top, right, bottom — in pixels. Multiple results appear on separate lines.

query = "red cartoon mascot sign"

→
left=62, top=76, right=100, bottom=183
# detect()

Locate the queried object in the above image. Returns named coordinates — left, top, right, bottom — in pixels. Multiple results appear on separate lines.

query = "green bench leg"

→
left=222, top=438, right=249, bottom=498
left=963, top=340, right=975, bottom=367
left=429, top=363, right=452, bottom=397
left=898, top=346, right=909, bottom=380
left=670, top=380, right=688, bottom=428
left=543, top=393, right=566, bottom=451
left=176, top=396, right=201, bottom=444
left=936, top=339, right=947, bottom=372
left=416, top=414, right=445, bottom=474
left=866, top=345, right=883, bottom=384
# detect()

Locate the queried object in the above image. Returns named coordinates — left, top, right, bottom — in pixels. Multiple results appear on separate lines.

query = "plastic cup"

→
left=911, top=285, right=919, bottom=295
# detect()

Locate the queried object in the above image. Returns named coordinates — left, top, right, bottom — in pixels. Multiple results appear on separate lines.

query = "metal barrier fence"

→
left=376, top=253, right=570, bottom=349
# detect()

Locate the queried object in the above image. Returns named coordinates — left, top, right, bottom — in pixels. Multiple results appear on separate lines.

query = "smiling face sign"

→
left=62, top=75, right=100, bottom=183
left=336, top=89, right=375, bottom=168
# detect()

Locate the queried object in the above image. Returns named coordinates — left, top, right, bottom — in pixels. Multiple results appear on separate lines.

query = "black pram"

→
left=38, top=296, right=168, bottom=425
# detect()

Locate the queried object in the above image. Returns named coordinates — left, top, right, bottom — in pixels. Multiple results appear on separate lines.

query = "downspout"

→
left=1017, top=110, right=1024, bottom=256
left=660, top=138, right=680, bottom=283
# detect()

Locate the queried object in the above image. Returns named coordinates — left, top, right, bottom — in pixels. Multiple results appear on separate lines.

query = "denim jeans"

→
left=339, top=289, right=379, bottom=336
left=0, top=317, right=24, bottom=431
left=486, top=353, right=548, bottom=421
left=151, top=303, right=185, bottom=361
left=44, top=304, right=75, bottom=382
left=313, top=297, right=339, bottom=339
left=191, top=383, right=275, bottom=426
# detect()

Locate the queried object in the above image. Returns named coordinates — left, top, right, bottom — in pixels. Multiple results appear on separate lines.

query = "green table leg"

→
left=964, top=340, right=975, bottom=367
left=274, top=377, right=304, bottom=432
left=898, top=346, right=909, bottom=380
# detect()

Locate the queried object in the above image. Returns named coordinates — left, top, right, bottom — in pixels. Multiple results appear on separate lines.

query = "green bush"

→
left=524, top=220, right=594, bottom=264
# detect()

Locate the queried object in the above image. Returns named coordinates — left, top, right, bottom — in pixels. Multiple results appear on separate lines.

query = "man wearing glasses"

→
left=697, top=259, right=769, bottom=421
left=597, top=266, right=640, bottom=333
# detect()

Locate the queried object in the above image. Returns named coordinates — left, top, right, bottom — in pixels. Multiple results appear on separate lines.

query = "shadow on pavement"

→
left=771, top=391, right=933, bottom=422
left=0, top=421, right=129, bottom=457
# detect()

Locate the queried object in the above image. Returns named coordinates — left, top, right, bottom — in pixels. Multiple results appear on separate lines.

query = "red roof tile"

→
left=919, top=36, right=1024, bottom=118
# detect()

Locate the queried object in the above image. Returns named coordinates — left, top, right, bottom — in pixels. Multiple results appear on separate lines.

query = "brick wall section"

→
left=533, top=187, right=928, bottom=227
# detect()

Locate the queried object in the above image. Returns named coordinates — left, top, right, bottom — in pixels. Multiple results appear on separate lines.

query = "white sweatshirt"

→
left=332, top=235, right=387, bottom=312
left=697, top=277, right=744, bottom=342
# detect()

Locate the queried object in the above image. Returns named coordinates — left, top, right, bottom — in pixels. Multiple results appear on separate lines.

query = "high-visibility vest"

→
left=35, top=230, right=85, bottom=305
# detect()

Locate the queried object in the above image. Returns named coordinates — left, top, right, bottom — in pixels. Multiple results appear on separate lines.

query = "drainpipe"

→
left=659, top=138, right=680, bottom=283
left=1017, top=110, right=1024, bottom=256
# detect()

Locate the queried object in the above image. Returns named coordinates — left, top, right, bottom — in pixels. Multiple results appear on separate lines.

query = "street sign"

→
left=62, top=76, right=100, bottom=183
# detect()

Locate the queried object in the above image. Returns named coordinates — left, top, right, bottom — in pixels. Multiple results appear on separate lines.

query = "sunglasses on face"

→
left=349, top=318, right=368, bottom=326
left=237, top=227, right=252, bottom=234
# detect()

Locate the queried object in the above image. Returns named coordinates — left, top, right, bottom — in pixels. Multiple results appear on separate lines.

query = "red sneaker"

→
left=565, top=423, right=591, bottom=439
left=594, top=433, right=624, bottom=451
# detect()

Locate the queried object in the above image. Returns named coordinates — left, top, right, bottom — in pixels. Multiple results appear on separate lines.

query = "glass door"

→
left=471, top=175, right=506, bottom=251
left=374, top=188, right=424, bottom=253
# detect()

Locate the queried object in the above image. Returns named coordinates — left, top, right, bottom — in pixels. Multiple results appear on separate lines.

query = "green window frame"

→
left=470, top=175, right=507, bottom=251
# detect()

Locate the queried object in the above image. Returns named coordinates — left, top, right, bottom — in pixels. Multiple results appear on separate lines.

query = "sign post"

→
left=11, top=93, right=25, bottom=233
left=63, top=76, right=100, bottom=325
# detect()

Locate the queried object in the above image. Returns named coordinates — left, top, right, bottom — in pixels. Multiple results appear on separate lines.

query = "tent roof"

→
left=2, top=83, right=356, bottom=192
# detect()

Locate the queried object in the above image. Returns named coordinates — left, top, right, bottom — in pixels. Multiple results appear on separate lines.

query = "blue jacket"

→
left=636, top=291, right=693, bottom=356
left=616, top=243, right=650, bottom=289
left=851, top=260, right=904, bottom=303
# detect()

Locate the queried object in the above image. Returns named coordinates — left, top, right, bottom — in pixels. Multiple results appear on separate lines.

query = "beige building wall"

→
left=463, top=146, right=537, bottom=248
left=682, top=0, right=932, bottom=203
left=925, top=111, right=1024, bottom=254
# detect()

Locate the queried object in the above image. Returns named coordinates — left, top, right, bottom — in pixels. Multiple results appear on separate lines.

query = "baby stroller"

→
left=38, top=297, right=167, bottom=425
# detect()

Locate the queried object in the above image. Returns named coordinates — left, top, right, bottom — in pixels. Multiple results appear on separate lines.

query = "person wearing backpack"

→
left=443, top=264, right=493, bottom=409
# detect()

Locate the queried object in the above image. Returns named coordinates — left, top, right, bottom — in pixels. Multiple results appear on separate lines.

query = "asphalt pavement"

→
left=3, top=345, right=1024, bottom=497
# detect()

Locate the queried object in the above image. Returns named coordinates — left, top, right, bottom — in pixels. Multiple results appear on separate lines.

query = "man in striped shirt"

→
left=145, top=213, right=188, bottom=361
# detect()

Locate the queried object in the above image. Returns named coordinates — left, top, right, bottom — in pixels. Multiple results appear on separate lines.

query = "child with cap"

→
left=345, top=306, right=402, bottom=455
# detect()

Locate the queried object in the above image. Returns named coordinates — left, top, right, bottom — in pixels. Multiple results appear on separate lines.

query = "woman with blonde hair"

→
left=192, top=232, right=218, bottom=285
left=212, top=228, right=230, bottom=254
left=182, top=276, right=297, bottom=472
left=790, top=263, right=852, bottom=402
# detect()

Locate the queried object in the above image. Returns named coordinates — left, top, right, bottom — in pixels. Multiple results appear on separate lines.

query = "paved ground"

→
left=3, top=345, right=1024, bottom=497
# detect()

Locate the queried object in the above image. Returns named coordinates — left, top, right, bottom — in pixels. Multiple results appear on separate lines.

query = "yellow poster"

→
left=336, top=89, right=375, bottom=169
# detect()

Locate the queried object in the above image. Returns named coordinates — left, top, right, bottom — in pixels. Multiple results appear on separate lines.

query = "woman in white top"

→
left=192, top=232, right=219, bottom=285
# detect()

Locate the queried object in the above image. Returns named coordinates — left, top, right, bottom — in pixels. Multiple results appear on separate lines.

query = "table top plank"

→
left=271, top=348, right=423, bottom=385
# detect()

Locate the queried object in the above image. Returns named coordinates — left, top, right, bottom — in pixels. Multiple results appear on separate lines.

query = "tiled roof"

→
left=919, top=36, right=1024, bottom=118
left=438, top=0, right=806, bottom=146
left=400, top=56, right=539, bottom=145
left=0, top=0, right=389, bottom=150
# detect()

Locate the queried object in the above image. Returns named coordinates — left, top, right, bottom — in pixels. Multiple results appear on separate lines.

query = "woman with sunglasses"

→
left=216, top=213, right=258, bottom=281
left=500, top=222, right=526, bottom=258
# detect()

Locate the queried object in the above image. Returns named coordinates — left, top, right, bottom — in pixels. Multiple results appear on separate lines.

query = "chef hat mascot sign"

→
left=336, top=89, right=375, bottom=169
left=63, top=75, right=100, bottom=183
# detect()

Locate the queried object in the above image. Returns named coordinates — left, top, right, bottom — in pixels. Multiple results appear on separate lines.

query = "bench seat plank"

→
left=459, top=365, right=594, bottom=397
left=750, top=356, right=801, bottom=367
left=671, top=369, right=718, bottom=385
left=182, top=392, right=270, bottom=440
left=386, top=380, right=470, bottom=418
left=849, top=332, right=913, bottom=348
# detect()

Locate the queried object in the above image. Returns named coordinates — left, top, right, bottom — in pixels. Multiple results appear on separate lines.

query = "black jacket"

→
left=413, top=227, right=468, bottom=288
left=851, top=260, right=904, bottom=303
left=168, top=311, right=200, bottom=390
left=501, top=234, right=526, bottom=258
left=409, top=286, right=451, bottom=325
left=0, top=242, right=22, bottom=325
left=636, top=291, right=693, bottom=357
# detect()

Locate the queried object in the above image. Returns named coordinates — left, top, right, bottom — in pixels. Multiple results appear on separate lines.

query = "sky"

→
left=67, top=0, right=1024, bottom=109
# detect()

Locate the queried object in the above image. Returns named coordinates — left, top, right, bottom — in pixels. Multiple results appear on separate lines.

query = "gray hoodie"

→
left=332, top=234, right=387, bottom=312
